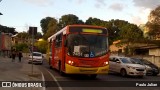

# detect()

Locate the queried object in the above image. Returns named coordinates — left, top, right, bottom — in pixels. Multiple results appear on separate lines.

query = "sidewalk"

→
left=0, top=56, right=45, bottom=90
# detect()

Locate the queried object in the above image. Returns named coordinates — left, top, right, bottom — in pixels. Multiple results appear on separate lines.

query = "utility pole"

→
left=28, top=27, right=37, bottom=75
left=0, top=12, right=2, bottom=56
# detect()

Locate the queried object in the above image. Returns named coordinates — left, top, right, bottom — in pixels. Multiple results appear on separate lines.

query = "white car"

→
left=109, top=56, right=146, bottom=77
left=28, top=52, right=44, bottom=65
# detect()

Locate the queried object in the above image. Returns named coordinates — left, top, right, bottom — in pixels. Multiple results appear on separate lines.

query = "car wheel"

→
left=152, top=73, right=158, bottom=76
left=120, top=69, right=127, bottom=77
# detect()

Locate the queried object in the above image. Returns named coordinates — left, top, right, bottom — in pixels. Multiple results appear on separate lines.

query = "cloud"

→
left=77, top=0, right=84, bottom=4
left=109, top=3, right=125, bottom=11
left=130, top=8, right=151, bottom=25
left=23, top=0, right=54, bottom=7
left=133, top=0, right=160, bottom=9
left=94, top=0, right=106, bottom=8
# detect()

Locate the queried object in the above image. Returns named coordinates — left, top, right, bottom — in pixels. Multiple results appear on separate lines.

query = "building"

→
left=109, top=40, right=126, bottom=55
left=0, top=32, right=12, bottom=57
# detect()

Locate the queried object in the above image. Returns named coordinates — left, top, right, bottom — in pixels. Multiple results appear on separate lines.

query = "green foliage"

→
left=146, top=5, right=160, bottom=39
left=40, top=17, right=58, bottom=34
left=0, top=25, right=17, bottom=35
left=14, top=43, right=28, bottom=52
left=34, top=39, right=48, bottom=53
left=40, top=15, right=143, bottom=47
left=43, top=19, right=58, bottom=40
left=58, top=14, right=84, bottom=29
left=85, top=17, right=107, bottom=27
left=119, top=24, right=143, bottom=42
left=17, top=32, right=30, bottom=39
left=146, top=22, right=160, bottom=39
left=40, top=17, right=58, bottom=40
left=35, top=32, right=43, bottom=39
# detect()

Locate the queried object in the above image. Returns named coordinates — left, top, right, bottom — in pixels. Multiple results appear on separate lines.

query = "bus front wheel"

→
left=58, top=61, right=65, bottom=76
left=89, top=74, right=97, bottom=79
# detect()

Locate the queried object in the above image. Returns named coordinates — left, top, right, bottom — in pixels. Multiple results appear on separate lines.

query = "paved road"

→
left=1, top=56, right=160, bottom=90
left=0, top=56, right=44, bottom=90
left=39, top=59, right=160, bottom=90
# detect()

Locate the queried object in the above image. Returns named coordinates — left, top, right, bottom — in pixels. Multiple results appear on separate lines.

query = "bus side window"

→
left=55, top=33, right=62, bottom=47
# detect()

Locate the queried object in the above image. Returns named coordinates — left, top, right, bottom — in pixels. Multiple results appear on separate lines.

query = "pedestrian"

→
left=18, top=51, right=23, bottom=62
left=12, top=50, right=16, bottom=62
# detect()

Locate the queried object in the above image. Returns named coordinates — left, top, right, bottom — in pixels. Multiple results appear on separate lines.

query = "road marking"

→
left=46, top=69, right=63, bottom=90
left=41, top=71, right=46, bottom=90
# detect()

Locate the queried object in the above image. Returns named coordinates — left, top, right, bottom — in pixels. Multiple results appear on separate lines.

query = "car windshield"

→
left=120, top=58, right=133, bottom=64
left=142, top=59, right=152, bottom=65
left=130, top=58, right=144, bottom=65
left=67, top=34, right=108, bottom=58
left=32, top=53, right=42, bottom=56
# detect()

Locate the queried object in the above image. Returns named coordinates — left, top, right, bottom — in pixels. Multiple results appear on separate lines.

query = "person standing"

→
left=18, top=51, right=23, bottom=62
left=12, top=50, right=16, bottom=62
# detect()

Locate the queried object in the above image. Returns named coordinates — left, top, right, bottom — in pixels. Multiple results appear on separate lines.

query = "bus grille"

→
left=79, top=69, right=98, bottom=72
left=79, top=60, right=97, bottom=67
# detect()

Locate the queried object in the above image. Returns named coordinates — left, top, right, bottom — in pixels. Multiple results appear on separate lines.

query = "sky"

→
left=0, top=0, right=160, bottom=33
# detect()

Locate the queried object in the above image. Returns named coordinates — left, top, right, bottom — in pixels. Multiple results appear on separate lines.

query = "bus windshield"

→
left=67, top=34, right=108, bottom=58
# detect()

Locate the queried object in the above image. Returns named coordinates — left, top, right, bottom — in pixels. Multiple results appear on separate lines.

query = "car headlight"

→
left=145, top=65, right=151, bottom=69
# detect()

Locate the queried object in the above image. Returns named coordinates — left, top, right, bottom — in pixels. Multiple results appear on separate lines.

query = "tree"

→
left=35, top=32, right=43, bottom=39
left=40, top=17, right=57, bottom=34
left=146, top=5, right=160, bottom=39
left=58, top=14, right=84, bottom=29
left=14, top=43, right=28, bottom=52
left=43, top=18, right=58, bottom=40
left=106, top=19, right=129, bottom=45
left=0, top=25, right=17, bottom=35
left=34, top=39, right=48, bottom=53
left=119, top=24, right=143, bottom=55
left=85, top=17, right=107, bottom=27
left=17, top=32, right=30, bottom=39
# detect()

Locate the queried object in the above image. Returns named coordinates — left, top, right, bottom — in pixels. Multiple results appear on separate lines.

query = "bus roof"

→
left=47, top=25, right=107, bottom=42
left=47, top=27, right=66, bottom=42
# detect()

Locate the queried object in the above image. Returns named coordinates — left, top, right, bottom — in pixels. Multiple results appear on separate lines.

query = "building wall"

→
left=0, top=33, right=12, bottom=57
left=149, top=48, right=160, bottom=56
left=142, top=55, right=160, bottom=68
left=109, top=40, right=126, bottom=53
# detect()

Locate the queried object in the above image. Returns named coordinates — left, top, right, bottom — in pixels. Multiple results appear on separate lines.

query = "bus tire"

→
left=49, top=58, right=52, bottom=69
left=89, top=74, right=97, bottom=79
left=58, top=61, right=65, bottom=76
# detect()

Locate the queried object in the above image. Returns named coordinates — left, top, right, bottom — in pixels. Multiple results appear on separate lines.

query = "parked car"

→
left=28, top=52, right=44, bottom=65
left=131, top=58, right=159, bottom=76
left=109, top=56, right=146, bottom=77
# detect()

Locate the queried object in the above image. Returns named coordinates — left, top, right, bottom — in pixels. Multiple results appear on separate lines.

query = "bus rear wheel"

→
left=49, top=58, right=52, bottom=69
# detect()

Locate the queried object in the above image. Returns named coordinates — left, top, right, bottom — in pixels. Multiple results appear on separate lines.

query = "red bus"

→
left=47, top=25, right=109, bottom=78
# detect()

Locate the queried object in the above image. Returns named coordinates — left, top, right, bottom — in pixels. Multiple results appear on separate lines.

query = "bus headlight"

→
left=68, top=60, right=75, bottom=66
left=103, top=61, right=109, bottom=66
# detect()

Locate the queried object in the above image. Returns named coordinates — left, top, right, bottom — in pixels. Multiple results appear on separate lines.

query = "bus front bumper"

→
left=65, top=64, right=109, bottom=74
